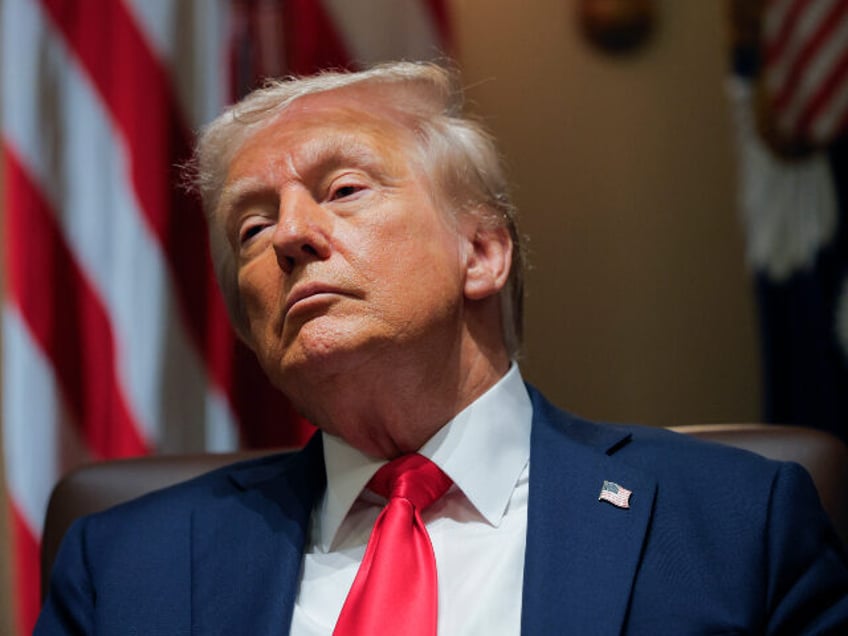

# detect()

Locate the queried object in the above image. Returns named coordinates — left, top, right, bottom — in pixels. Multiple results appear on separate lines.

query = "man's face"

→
left=217, top=89, right=471, bottom=393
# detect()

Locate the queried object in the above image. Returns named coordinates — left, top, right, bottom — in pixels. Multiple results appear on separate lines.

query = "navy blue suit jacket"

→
left=37, top=387, right=848, bottom=634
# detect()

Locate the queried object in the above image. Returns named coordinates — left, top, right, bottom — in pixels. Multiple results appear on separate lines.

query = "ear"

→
left=462, top=221, right=513, bottom=301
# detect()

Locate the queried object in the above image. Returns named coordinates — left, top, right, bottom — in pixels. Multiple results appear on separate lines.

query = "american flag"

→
left=730, top=0, right=848, bottom=437
left=0, top=1, right=450, bottom=633
left=598, top=480, right=632, bottom=509
left=762, top=0, right=848, bottom=147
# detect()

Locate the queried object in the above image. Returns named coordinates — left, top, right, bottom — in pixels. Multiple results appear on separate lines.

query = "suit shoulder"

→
left=527, top=383, right=782, bottom=482
left=619, top=422, right=783, bottom=480
left=85, top=450, right=303, bottom=530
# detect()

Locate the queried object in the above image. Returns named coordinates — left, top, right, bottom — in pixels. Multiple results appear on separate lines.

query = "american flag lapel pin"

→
left=599, top=480, right=632, bottom=509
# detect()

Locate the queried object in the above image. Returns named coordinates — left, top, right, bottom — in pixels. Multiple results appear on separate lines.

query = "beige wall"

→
left=0, top=0, right=760, bottom=629
left=453, top=0, right=760, bottom=425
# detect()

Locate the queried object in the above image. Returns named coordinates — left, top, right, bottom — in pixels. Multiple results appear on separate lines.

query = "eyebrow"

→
left=219, top=174, right=272, bottom=212
left=296, top=134, right=406, bottom=184
left=220, top=176, right=270, bottom=208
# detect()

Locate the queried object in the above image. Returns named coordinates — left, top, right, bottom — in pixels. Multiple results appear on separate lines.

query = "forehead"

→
left=225, top=87, right=421, bottom=185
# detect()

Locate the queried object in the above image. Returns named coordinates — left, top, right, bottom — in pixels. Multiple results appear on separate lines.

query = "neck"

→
left=284, top=331, right=510, bottom=459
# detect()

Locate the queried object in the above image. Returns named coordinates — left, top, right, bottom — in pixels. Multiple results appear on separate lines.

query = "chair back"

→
left=40, top=424, right=848, bottom=599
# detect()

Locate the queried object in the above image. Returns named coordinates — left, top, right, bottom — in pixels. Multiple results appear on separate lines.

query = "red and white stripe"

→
left=763, top=0, right=848, bottom=145
left=1, top=1, right=449, bottom=634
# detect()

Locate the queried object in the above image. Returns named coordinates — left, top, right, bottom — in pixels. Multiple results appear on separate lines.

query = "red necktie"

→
left=333, top=454, right=453, bottom=636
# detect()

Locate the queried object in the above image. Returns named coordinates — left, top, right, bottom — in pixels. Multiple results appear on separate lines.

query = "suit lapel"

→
left=521, top=389, right=656, bottom=635
left=191, top=434, right=326, bottom=635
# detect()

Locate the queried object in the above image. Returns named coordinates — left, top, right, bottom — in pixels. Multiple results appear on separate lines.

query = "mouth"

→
left=283, top=283, right=353, bottom=318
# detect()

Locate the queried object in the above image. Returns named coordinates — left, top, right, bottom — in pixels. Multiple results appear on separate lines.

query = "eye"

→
left=238, top=217, right=272, bottom=246
left=331, top=184, right=362, bottom=200
left=327, top=176, right=369, bottom=202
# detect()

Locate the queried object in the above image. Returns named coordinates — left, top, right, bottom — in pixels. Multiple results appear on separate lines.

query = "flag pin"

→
left=599, top=480, right=632, bottom=509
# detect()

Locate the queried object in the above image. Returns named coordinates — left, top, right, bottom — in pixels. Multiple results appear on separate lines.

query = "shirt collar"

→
left=316, top=364, right=533, bottom=550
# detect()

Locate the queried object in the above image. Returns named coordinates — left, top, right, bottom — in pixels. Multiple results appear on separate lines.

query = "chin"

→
left=264, top=311, right=434, bottom=393
left=269, top=327, right=373, bottom=385
left=287, top=313, right=398, bottom=362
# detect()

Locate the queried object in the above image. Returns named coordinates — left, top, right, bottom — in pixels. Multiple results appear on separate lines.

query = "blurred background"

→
left=2, top=0, right=846, bottom=634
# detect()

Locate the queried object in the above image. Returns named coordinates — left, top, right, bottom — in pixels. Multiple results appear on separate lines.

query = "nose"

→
left=272, top=188, right=332, bottom=274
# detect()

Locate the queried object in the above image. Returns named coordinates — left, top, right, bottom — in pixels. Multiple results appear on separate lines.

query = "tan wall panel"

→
left=452, top=0, right=760, bottom=425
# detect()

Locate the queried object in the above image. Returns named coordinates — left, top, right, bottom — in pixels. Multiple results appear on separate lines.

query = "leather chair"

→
left=40, top=424, right=848, bottom=599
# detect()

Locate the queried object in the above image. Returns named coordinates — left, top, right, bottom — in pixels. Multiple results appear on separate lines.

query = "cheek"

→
left=237, top=254, right=283, bottom=333
left=363, top=222, right=465, bottom=310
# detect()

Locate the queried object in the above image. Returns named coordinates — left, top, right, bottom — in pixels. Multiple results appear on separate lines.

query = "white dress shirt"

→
left=290, top=364, right=533, bottom=635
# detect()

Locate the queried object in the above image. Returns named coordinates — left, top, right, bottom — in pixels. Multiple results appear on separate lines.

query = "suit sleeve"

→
left=765, top=462, right=848, bottom=635
left=34, top=518, right=95, bottom=635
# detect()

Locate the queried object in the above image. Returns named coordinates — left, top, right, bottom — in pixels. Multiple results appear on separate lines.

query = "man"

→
left=37, top=62, right=848, bottom=634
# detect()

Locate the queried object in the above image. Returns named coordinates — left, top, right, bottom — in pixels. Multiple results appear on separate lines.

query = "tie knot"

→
left=368, top=454, right=452, bottom=511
